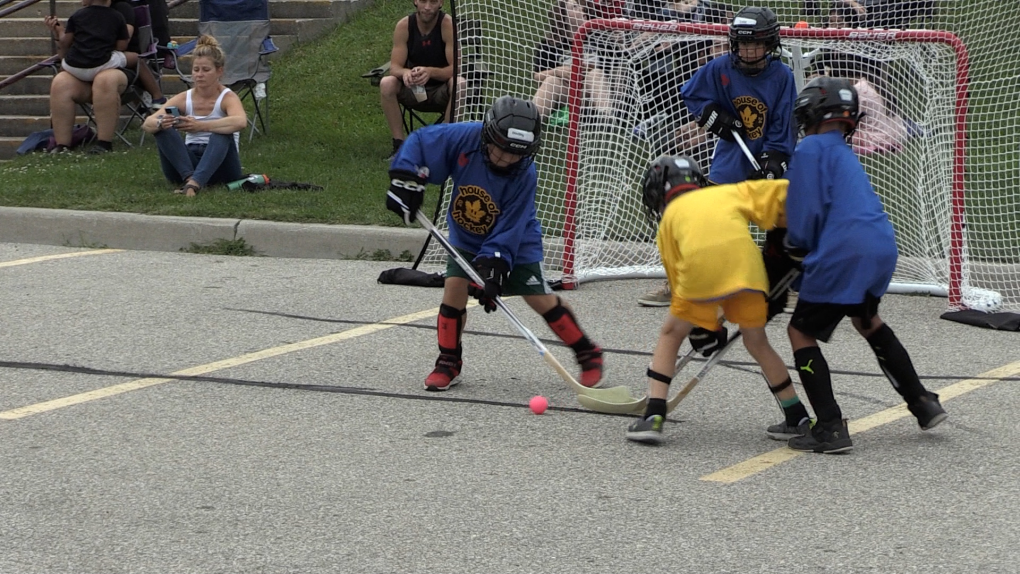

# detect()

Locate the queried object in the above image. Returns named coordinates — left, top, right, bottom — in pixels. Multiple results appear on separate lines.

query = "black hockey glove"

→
left=762, top=228, right=797, bottom=320
left=750, top=150, right=789, bottom=180
left=469, top=255, right=510, bottom=313
left=385, top=169, right=426, bottom=225
left=689, top=325, right=728, bottom=357
left=697, top=102, right=743, bottom=142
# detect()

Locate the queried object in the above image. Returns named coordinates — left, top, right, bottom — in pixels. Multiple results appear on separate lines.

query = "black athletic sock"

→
left=767, top=376, right=810, bottom=426
left=793, top=346, right=842, bottom=425
left=644, top=398, right=667, bottom=419
left=866, top=324, right=927, bottom=402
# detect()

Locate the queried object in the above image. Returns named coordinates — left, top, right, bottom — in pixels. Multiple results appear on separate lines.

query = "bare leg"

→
left=380, top=75, right=406, bottom=140
left=49, top=72, right=90, bottom=146
left=742, top=326, right=793, bottom=400
left=91, top=69, right=128, bottom=142
left=533, top=75, right=567, bottom=118
left=648, top=314, right=694, bottom=400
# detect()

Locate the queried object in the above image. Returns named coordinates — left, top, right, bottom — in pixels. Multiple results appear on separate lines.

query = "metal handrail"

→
left=0, top=0, right=190, bottom=92
left=0, top=0, right=45, bottom=19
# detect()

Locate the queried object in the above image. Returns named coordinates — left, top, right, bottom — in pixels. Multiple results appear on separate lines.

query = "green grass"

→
left=0, top=0, right=438, bottom=226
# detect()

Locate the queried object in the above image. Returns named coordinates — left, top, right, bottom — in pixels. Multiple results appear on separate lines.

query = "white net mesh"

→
left=415, top=0, right=1020, bottom=313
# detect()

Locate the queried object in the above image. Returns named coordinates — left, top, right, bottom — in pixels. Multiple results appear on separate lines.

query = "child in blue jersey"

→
left=639, top=6, right=798, bottom=308
left=385, top=96, right=604, bottom=392
left=782, top=77, right=947, bottom=454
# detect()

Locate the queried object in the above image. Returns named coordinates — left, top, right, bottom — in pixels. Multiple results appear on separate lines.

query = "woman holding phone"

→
left=143, top=35, right=246, bottom=196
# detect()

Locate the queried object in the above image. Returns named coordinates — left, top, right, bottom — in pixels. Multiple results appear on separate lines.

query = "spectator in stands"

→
left=532, top=0, right=615, bottom=122
left=827, top=0, right=935, bottom=29
left=44, top=0, right=163, bottom=153
left=142, top=36, right=246, bottom=197
left=380, top=0, right=459, bottom=160
left=819, top=1, right=915, bottom=154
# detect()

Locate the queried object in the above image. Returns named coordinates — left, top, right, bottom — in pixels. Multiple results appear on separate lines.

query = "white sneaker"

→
left=638, top=281, right=671, bottom=307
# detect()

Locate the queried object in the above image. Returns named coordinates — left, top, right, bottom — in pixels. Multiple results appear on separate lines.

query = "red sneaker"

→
left=576, top=346, right=604, bottom=388
left=424, top=353, right=462, bottom=392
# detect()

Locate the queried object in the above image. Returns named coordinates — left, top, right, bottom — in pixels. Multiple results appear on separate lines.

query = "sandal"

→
left=172, top=181, right=201, bottom=197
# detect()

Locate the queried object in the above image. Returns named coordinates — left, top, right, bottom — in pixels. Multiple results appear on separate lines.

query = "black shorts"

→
left=789, top=294, right=881, bottom=343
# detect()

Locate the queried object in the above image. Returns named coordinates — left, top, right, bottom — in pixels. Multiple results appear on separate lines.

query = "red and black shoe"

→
left=424, top=353, right=463, bottom=392
left=576, top=346, right=604, bottom=388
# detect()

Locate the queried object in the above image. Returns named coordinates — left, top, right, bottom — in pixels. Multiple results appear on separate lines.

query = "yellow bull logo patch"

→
left=733, top=96, right=768, bottom=140
left=452, top=185, right=500, bottom=234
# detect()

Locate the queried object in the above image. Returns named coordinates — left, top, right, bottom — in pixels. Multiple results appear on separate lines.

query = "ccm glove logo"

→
left=389, top=178, right=426, bottom=194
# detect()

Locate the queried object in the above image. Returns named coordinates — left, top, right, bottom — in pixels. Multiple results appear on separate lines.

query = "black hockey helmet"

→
left=794, top=76, right=862, bottom=136
left=481, top=96, right=542, bottom=173
left=641, top=155, right=707, bottom=222
left=729, top=6, right=781, bottom=73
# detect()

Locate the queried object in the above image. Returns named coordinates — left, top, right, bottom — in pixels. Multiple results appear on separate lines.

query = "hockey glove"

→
left=469, top=255, right=510, bottom=313
left=763, top=228, right=797, bottom=320
left=697, top=102, right=743, bottom=142
left=750, top=150, right=789, bottom=180
left=689, top=325, right=728, bottom=357
left=386, top=169, right=426, bottom=225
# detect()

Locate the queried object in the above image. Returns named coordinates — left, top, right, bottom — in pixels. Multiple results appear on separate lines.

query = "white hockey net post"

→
left=418, top=1, right=1018, bottom=314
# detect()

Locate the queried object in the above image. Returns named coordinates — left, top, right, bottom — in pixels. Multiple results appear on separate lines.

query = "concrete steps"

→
left=0, top=0, right=372, bottom=160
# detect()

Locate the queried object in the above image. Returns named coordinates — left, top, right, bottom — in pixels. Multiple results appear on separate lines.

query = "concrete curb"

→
left=0, top=206, right=429, bottom=260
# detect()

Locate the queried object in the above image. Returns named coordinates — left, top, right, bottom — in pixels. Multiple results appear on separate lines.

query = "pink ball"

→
left=529, top=395, right=549, bottom=415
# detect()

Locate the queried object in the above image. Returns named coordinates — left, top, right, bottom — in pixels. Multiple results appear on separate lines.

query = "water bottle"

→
left=166, top=40, right=178, bottom=50
left=227, top=174, right=269, bottom=191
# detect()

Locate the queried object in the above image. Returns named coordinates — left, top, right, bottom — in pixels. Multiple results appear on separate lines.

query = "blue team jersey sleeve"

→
left=390, top=123, right=482, bottom=184
left=762, top=65, right=798, bottom=157
left=783, top=137, right=826, bottom=253
left=679, top=57, right=722, bottom=121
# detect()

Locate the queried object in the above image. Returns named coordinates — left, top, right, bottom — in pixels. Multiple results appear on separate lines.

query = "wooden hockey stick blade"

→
left=415, top=210, right=643, bottom=413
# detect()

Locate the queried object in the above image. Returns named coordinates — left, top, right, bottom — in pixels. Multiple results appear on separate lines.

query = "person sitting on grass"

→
left=142, top=35, right=246, bottom=197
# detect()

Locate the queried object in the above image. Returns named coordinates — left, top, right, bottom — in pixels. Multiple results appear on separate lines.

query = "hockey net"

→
left=415, top=0, right=1018, bottom=314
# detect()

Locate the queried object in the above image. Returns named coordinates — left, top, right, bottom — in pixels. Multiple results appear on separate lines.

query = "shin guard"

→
left=542, top=299, right=603, bottom=387
left=793, top=346, right=842, bottom=425
left=866, top=324, right=927, bottom=402
left=437, top=303, right=465, bottom=356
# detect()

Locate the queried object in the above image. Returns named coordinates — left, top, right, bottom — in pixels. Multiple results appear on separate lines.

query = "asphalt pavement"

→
left=0, top=239, right=1018, bottom=574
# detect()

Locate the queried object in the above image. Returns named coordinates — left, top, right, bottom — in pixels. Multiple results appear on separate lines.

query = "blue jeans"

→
left=155, top=130, right=242, bottom=187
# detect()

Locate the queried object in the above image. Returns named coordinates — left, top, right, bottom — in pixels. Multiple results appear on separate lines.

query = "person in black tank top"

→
left=379, top=0, right=463, bottom=159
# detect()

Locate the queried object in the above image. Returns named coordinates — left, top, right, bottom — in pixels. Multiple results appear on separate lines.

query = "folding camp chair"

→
left=172, top=0, right=278, bottom=142
left=117, top=0, right=161, bottom=145
left=362, top=61, right=444, bottom=135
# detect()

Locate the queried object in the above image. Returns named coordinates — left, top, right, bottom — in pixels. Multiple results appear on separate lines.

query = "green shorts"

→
left=445, top=250, right=552, bottom=296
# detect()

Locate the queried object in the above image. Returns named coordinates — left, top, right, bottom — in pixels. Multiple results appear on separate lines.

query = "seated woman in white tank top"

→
left=142, top=35, right=247, bottom=196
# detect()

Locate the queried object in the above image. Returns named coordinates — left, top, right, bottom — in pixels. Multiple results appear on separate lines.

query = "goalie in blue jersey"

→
left=385, top=96, right=604, bottom=392
left=640, top=6, right=800, bottom=308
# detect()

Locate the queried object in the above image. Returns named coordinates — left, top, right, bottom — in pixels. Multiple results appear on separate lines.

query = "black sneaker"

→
left=766, top=418, right=813, bottom=441
left=87, top=144, right=112, bottom=155
left=625, top=414, right=664, bottom=445
left=788, top=419, right=853, bottom=454
left=908, top=393, right=948, bottom=430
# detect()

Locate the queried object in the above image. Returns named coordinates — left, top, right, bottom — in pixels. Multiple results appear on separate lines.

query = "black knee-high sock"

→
left=793, top=346, right=842, bottom=425
left=866, top=324, right=927, bottom=402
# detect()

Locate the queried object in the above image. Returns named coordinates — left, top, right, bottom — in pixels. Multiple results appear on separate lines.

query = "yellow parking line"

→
left=0, top=307, right=439, bottom=420
left=0, top=249, right=123, bottom=268
left=701, top=360, right=1020, bottom=484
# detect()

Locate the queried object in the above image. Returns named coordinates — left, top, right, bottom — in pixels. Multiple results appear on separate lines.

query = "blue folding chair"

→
left=171, top=0, right=277, bottom=142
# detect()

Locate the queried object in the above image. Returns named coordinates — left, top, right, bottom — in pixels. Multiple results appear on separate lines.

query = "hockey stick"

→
left=732, top=129, right=762, bottom=172
left=664, top=267, right=800, bottom=413
left=580, top=268, right=802, bottom=415
left=415, top=211, right=644, bottom=411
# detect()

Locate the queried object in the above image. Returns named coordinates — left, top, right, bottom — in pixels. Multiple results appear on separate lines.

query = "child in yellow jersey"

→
left=625, top=155, right=811, bottom=445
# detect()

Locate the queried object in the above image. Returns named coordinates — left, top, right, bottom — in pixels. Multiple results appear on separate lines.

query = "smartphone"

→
left=165, top=106, right=180, bottom=117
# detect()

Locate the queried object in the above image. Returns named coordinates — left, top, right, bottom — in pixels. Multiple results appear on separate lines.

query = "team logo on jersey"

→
left=452, top=185, right=500, bottom=234
left=733, top=96, right=767, bottom=140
